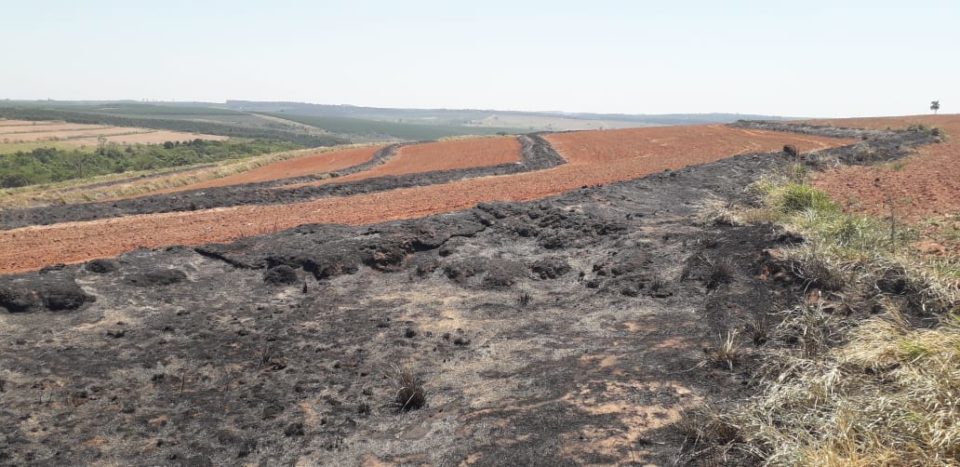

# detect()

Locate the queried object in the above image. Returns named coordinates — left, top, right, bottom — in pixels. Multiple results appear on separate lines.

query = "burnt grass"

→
left=0, top=134, right=565, bottom=230
left=0, top=125, right=938, bottom=465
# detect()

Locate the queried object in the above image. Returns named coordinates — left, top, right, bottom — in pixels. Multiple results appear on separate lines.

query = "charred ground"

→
left=0, top=125, right=938, bottom=465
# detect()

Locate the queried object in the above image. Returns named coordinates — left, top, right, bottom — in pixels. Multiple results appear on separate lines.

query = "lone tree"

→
left=931, top=100, right=940, bottom=114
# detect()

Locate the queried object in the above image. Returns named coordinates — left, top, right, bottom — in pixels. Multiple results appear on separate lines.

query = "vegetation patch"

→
left=683, top=170, right=960, bottom=466
left=0, top=139, right=300, bottom=188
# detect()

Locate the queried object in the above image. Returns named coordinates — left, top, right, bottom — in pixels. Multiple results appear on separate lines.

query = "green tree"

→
left=931, top=100, right=940, bottom=114
left=96, top=135, right=108, bottom=154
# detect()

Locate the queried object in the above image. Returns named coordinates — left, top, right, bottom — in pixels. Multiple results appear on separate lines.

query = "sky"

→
left=1, top=0, right=957, bottom=118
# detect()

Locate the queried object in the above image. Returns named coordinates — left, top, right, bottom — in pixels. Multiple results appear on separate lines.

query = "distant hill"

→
left=223, top=100, right=787, bottom=130
left=0, top=99, right=790, bottom=144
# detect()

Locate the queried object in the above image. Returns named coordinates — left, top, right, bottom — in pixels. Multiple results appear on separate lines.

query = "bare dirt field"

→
left=158, top=145, right=382, bottom=192
left=286, top=136, right=523, bottom=189
left=543, top=124, right=844, bottom=169
left=808, top=115, right=960, bottom=222
left=0, top=125, right=851, bottom=274
left=379, top=137, right=523, bottom=176
left=0, top=119, right=226, bottom=147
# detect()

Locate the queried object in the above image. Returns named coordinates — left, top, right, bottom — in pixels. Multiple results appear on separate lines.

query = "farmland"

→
left=0, top=138, right=301, bottom=188
left=0, top=117, right=956, bottom=465
left=166, top=145, right=385, bottom=192
left=807, top=115, right=960, bottom=221
left=259, top=113, right=521, bottom=141
left=0, top=105, right=351, bottom=147
left=282, top=136, right=525, bottom=190
left=0, top=125, right=849, bottom=273
left=0, top=118, right=225, bottom=153
left=0, top=101, right=787, bottom=148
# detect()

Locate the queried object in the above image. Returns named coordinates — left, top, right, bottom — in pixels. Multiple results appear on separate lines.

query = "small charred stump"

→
left=395, top=371, right=426, bottom=412
left=783, top=144, right=800, bottom=159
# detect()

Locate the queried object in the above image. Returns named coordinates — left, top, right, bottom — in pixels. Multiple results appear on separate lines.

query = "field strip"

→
left=0, top=124, right=114, bottom=135
left=0, top=125, right=853, bottom=273
left=0, top=120, right=225, bottom=146
left=280, top=136, right=524, bottom=189
left=157, top=145, right=388, bottom=192
left=1, top=128, right=155, bottom=142
left=0, top=119, right=69, bottom=127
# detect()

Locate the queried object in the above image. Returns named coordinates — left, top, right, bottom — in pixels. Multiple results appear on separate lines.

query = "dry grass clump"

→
left=776, top=313, right=955, bottom=465
left=707, top=330, right=741, bottom=371
left=744, top=172, right=955, bottom=304
left=706, top=257, right=736, bottom=290
left=696, top=198, right=743, bottom=227
left=684, top=307, right=960, bottom=466
left=785, top=248, right=849, bottom=292
left=393, top=366, right=426, bottom=412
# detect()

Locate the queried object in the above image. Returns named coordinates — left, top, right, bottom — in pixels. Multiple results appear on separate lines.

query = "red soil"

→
left=0, top=126, right=852, bottom=274
left=809, top=115, right=960, bottom=222
left=283, top=136, right=523, bottom=188
left=161, top=146, right=382, bottom=192
left=544, top=125, right=843, bottom=173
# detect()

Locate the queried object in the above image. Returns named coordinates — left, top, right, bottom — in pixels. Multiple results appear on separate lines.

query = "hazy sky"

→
left=1, top=0, right=956, bottom=117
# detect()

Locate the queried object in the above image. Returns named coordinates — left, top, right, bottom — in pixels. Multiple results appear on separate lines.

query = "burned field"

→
left=0, top=127, right=849, bottom=274
left=0, top=123, right=940, bottom=465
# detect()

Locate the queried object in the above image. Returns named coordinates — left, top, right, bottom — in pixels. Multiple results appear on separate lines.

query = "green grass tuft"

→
left=776, top=183, right=839, bottom=215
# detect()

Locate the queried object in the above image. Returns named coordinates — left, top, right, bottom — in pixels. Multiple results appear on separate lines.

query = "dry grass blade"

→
left=708, top=329, right=741, bottom=371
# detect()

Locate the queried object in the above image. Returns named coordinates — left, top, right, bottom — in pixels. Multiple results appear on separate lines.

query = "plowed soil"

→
left=161, top=145, right=383, bottom=192
left=285, top=136, right=523, bottom=188
left=544, top=124, right=844, bottom=167
left=809, top=115, right=960, bottom=221
left=0, top=125, right=852, bottom=274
